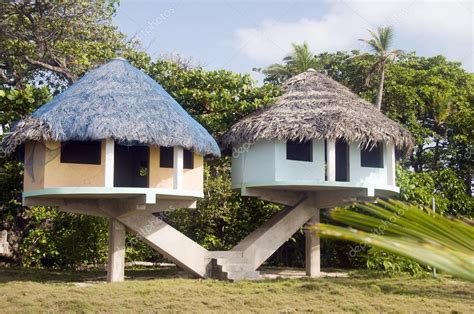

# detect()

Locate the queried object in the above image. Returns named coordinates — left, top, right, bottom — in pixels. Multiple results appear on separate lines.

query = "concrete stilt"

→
left=305, top=209, right=321, bottom=278
left=107, top=218, right=126, bottom=282
left=232, top=197, right=317, bottom=269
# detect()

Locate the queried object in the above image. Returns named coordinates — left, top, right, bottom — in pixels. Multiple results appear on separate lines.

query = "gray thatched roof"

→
left=2, top=58, right=220, bottom=156
left=222, top=69, right=413, bottom=151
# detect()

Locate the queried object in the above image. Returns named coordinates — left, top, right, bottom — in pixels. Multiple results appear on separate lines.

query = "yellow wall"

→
left=24, top=141, right=45, bottom=191
left=43, top=141, right=105, bottom=188
left=149, top=146, right=204, bottom=191
left=149, top=146, right=174, bottom=189
left=24, top=142, right=204, bottom=192
left=183, top=154, right=204, bottom=191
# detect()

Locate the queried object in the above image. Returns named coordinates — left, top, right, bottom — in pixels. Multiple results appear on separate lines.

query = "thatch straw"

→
left=1, top=58, right=220, bottom=157
left=221, top=69, right=413, bottom=152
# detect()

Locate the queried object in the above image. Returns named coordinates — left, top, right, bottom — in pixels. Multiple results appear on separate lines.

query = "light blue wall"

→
left=232, top=139, right=397, bottom=193
left=231, top=141, right=275, bottom=188
left=349, top=142, right=388, bottom=187
left=275, top=140, right=325, bottom=183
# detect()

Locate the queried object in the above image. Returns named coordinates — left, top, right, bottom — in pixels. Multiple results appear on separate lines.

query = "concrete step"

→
left=210, top=257, right=260, bottom=281
left=226, top=270, right=260, bottom=281
left=221, top=263, right=254, bottom=273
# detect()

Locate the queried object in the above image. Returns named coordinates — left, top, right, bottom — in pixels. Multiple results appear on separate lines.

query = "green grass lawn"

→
left=0, top=266, right=472, bottom=313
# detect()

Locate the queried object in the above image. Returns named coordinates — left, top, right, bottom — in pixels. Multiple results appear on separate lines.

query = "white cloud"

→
left=233, top=0, right=473, bottom=70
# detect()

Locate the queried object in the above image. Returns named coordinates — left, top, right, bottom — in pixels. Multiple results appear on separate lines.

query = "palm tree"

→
left=359, top=27, right=403, bottom=111
left=255, top=42, right=321, bottom=84
left=431, top=92, right=454, bottom=169
left=313, top=199, right=473, bottom=282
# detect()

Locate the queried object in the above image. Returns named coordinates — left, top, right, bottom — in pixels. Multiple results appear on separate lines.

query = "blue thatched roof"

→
left=2, top=58, right=220, bottom=156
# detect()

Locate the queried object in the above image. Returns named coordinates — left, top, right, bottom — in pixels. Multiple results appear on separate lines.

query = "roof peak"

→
left=112, top=57, right=127, bottom=61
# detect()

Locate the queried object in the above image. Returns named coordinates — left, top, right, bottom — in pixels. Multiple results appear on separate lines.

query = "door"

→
left=114, top=144, right=149, bottom=188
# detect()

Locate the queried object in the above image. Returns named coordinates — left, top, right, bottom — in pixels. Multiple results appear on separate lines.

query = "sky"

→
left=113, top=0, right=473, bottom=82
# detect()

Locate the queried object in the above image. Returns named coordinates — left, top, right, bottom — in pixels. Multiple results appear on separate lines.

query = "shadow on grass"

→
left=0, top=266, right=185, bottom=283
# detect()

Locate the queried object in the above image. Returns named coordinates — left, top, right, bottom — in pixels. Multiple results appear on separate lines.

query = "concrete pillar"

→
left=105, top=139, right=115, bottom=187
left=305, top=209, right=321, bottom=278
left=386, top=142, right=396, bottom=186
left=326, top=139, right=336, bottom=181
left=107, top=218, right=125, bottom=282
left=173, top=146, right=183, bottom=189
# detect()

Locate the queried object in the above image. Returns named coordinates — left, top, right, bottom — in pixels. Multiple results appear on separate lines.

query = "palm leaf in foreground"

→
left=313, top=199, right=474, bottom=281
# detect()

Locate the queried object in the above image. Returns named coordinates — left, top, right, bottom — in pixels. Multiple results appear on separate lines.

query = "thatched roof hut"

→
left=2, top=58, right=220, bottom=156
left=222, top=69, right=413, bottom=152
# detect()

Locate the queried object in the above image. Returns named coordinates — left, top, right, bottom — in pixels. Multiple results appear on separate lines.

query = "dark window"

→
left=361, top=143, right=384, bottom=168
left=160, top=147, right=174, bottom=168
left=60, top=141, right=101, bottom=165
left=183, top=149, right=194, bottom=169
left=324, top=140, right=327, bottom=180
left=335, top=139, right=349, bottom=182
left=286, top=140, right=312, bottom=162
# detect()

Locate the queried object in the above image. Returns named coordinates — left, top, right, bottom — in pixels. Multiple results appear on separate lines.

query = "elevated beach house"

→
left=221, top=69, right=413, bottom=278
left=2, top=58, right=220, bottom=206
left=222, top=69, right=413, bottom=200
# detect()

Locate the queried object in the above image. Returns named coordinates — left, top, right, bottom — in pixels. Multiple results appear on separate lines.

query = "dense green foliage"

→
left=147, top=59, right=281, bottom=137
left=0, top=0, right=149, bottom=88
left=397, top=166, right=473, bottom=217
left=366, top=247, right=430, bottom=277
left=19, top=207, right=108, bottom=268
left=0, top=1, right=471, bottom=272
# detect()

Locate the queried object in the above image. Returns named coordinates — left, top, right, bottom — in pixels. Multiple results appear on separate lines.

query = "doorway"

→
left=335, top=139, right=349, bottom=182
left=114, top=144, right=149, bottom=188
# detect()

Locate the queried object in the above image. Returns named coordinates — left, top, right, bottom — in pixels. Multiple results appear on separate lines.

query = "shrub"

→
left=19, top=207, right=108, bottom=268
left=366, top=247, right=430, bottom=277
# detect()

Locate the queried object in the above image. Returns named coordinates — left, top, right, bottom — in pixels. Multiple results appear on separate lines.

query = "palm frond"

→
left=359, top=38, right=382, bottom=54
left=432, top=92, right=454, bottom=126
left=313, top=199, right=474, bottom=281
left=378, top=26, right=394, bottom=51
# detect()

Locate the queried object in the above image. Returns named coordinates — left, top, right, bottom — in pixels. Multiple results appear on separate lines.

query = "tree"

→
left=255, top=42, right=323, bottom=84
left=430, top=92, right=454, bottom=170
left=0, top=0, right=149, bottom=88
left=359, top=26, right=403, bottom=110
left=148, top=59, right=281, bottom=137
left=397, top=166, right=473, bottom=217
